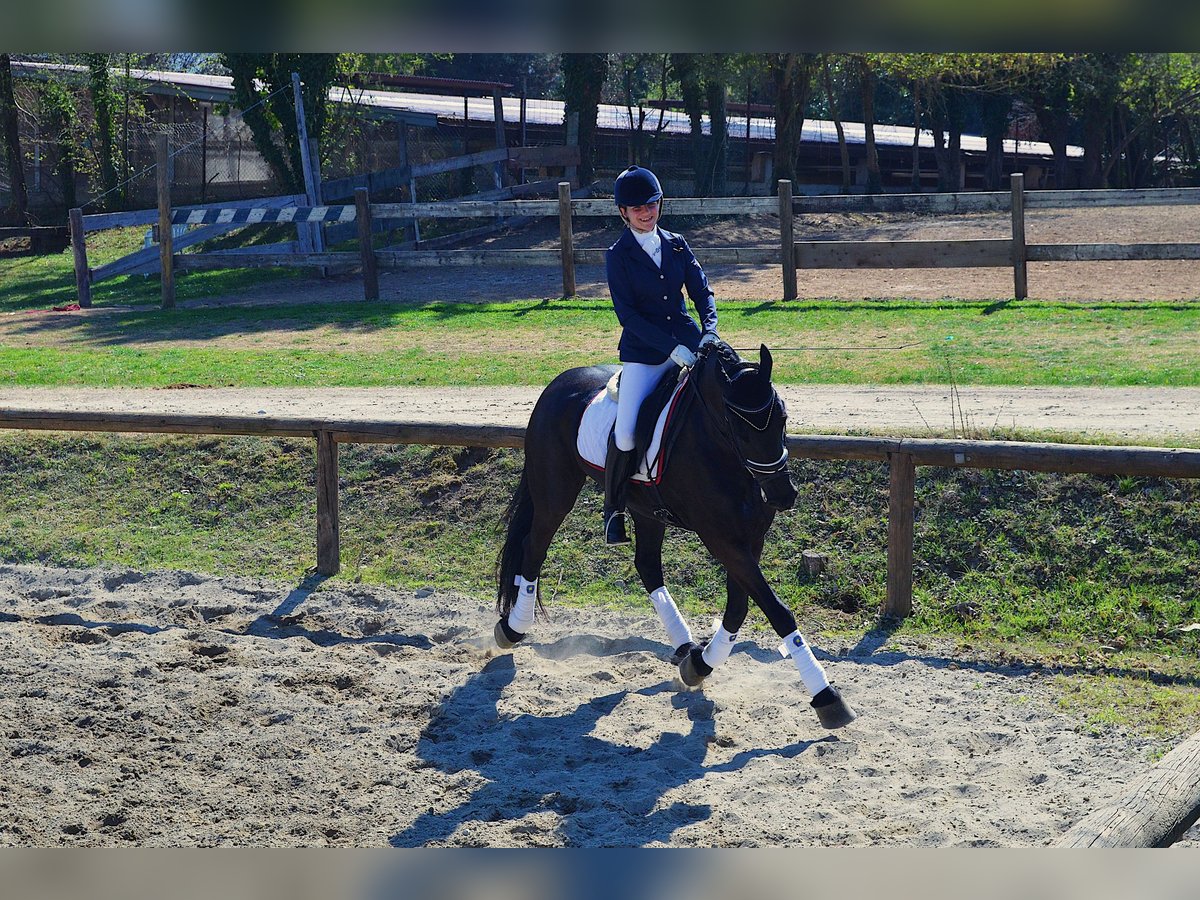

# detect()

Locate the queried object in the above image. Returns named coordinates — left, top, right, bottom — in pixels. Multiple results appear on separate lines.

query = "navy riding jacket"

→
left=605, top=226, right=717, bottom=364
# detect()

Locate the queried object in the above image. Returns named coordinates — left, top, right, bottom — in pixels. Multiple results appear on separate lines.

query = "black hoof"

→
left=493, top=618, right=526, bottom=650
left=678, top=646, right=713, bottom=687
left=811, top=685, right=857, bottom=729
left=668, top=639, right=707, bottom=666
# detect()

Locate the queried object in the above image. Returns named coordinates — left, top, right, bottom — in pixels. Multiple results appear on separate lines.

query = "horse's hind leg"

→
left=496, top=463, right=585, bottom=648
left=630, top=512, right=696, bottom=662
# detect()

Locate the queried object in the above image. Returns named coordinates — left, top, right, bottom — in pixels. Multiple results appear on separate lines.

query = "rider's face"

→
left=621, top=201, right=661, bottom=234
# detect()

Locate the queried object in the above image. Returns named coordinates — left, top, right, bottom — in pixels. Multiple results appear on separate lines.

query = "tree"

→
left=856, top=56, right=883, bottom=194
left=767, top=53, right=816, bottom=188
left=1, top=53, right=29, bottom=223
left=221, top=53, right=342, bottom=195
left=40, top=79, right=78, bottom=210
left=85, top=53, right=124, bottom=209
left=820, top=55, right=853, bottom=193
left=560, top=53, right=608, bottom=187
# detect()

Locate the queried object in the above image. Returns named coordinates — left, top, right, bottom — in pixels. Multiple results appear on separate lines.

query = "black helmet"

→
left=614, top=165, right=663, bottom=207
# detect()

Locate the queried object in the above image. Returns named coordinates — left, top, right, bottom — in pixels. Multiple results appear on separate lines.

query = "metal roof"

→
left=13, top=61, right=1079, bottom=159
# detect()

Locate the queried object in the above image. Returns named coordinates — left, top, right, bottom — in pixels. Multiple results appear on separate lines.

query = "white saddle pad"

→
left=576, top=371, right=690, bottom=483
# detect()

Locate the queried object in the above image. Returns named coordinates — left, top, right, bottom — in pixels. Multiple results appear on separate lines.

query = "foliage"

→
left=84, top=53, right=124, bottom=210
left=559, top=54, right=609, bottom=186
left=221, top=53, right=343, bottom=195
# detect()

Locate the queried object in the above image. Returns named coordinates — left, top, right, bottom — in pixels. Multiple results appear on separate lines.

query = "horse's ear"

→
left=759, top=344, right=773, bottom=379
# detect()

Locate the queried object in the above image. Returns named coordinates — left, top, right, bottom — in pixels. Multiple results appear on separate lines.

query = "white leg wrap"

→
left=784, top=630, right=830, bottom=696
left=701, top=624, right=739, bottom=670
left=508, top=576, right=537, bottom=634
left=648, top=586, right=693, bottom=650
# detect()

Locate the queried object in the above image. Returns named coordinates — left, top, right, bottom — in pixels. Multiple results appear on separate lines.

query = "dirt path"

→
left=2, top=384, right=1199, bottom=444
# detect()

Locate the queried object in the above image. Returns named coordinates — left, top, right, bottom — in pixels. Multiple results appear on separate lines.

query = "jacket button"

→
left=662, top=295, right=668, bottom=300
left=659, top=274, right=664, bottom=280
left=666, top=315, right=672, bottom=320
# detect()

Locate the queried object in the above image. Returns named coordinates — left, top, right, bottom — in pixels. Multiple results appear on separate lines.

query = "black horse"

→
left=494, top=341, right=856, bottom=730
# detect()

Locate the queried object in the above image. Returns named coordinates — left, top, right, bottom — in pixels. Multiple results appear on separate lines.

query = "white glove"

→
left=698, top=331, right=721, bottom=350
left=669, top=344, right=698, bottom=368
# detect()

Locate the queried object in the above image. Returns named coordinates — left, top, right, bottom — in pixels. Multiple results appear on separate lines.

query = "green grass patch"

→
left=1, top=295, right=1198, bottom=387
left=1054, top=675, right=1200, bottom=740
left=0, top=226, right=300, bottom=313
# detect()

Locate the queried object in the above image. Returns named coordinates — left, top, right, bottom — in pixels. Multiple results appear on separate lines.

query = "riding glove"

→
left=670, top=344, right=698, bottom=368
left=698, top=331, right=721, bottom=350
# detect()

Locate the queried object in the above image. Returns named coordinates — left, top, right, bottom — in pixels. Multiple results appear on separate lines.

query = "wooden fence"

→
left=68, top=174, right=1200, bottom=309
left=1, top=406, right=1198, bottom=621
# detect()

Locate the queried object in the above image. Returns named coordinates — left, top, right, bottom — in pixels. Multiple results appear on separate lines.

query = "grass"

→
left=0, top=295, right=1197, bottom=388
left=2, top=229, right=1198, bottom=387
left=0, top=226, right=300, bottom=314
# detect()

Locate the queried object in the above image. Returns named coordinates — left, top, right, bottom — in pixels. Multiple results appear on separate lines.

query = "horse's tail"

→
left=496, top=467, right=538, bottom=617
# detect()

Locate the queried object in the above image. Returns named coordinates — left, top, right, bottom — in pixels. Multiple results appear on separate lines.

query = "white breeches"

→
left=614, top=359, right=676, bottom=451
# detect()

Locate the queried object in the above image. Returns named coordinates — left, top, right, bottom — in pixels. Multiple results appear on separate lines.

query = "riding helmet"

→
left=614, top=165, right=664, bottom=207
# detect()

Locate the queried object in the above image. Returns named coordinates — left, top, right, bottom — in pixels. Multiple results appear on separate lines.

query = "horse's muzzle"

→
left=759, top=471, right=798, bottom=511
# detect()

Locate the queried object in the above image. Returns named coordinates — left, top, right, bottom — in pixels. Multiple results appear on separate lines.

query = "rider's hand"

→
left=670, top=344, right=698, bottom=368
left=698, top=331, right=721, bottom=350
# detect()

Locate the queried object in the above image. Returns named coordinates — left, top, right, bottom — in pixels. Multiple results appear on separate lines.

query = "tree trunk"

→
left=1080, top=100, right=1111, bottom=188
left=86, top=53, right=122, bottom=210
left=705, top=76, right=728, bottom=196
left=822, top=56, right=852, bottom=193
left=979, top=91, right=1010, bottom=191
left=772, top=53, right=815, bottom=189
left=910, top=80, right=924, bottom=192
left=561, top=54, right=608, bottom=188
left=859, top=58, right=882, bottom=194
left=671, top=54, right=707, bottom=195
left=1033, top=105, right=1074, bottom=189
left=0, top=53, right=29, bottom=224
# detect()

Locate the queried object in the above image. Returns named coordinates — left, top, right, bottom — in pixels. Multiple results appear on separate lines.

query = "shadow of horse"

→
left=389, top=654, right=827, bottom=847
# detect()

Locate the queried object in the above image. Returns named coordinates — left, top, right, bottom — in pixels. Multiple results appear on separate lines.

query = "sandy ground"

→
left=0, top=562, right=1170, bottom=847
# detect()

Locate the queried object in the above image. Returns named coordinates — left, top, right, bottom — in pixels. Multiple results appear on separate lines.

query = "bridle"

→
left=692, top=348, right=792, bottom=494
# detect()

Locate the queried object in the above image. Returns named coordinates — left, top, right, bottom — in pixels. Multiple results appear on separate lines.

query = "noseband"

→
left=726, top=392, right=791, bottom=482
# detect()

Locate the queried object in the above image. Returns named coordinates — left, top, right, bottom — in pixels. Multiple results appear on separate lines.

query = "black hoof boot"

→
left=493, top=618, right=526, bottom=650
left=811, top=685, right=857, bottom=729
left=678, top=646, right=713, bottom=687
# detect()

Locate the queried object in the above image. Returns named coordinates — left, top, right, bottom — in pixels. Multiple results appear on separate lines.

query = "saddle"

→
left=591, top=366, right=696, bottom=529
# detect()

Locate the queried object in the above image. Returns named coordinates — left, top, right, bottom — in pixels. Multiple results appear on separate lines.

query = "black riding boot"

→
left=603, top=431, right=637, bottom=545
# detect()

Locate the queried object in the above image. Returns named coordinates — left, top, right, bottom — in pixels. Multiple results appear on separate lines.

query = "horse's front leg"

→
left=686, top=537, right=857, bottom=730
left=678, top=571, right=748, bottom=685
left=630, top=512, right=697, bottom=663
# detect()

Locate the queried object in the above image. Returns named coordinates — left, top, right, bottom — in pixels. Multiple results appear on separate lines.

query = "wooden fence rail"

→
left=69, top=177, right=1200, bottom=307
left=2, top=407, right=1198, bottom=619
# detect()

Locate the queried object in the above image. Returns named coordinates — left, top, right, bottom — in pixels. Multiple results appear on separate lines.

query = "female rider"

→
left=603, top=165, right=720, bottom=545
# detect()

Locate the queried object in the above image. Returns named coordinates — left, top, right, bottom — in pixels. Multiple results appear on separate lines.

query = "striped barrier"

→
left=170, top=205, right=357, bottom=226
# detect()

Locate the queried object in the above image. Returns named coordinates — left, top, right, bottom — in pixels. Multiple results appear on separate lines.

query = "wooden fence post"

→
left=292, top=72, right=324, bottom=260
left=558, top=181, right=576, bottom=298
left=1011, top=172, right=1028, bottom=300
left=355, top=188, right=379, bottom=300
left=779, top=179, right=796, bottom=301
left=885, top=451, right=916, bottom=617
left=492, top=88, right=509, bottom=189
left=155, top=134, right=175, bottom=309
left=68, top=207, right=91, bottom=309
left=316, top=430, right=340, bottom=576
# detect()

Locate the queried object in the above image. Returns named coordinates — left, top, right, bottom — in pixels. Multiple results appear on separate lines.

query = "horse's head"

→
left=701, top=342, right=797, bottom=511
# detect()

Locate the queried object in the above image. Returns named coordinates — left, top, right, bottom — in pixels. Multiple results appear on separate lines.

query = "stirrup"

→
left=604, top=511, right=630, bottom=545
